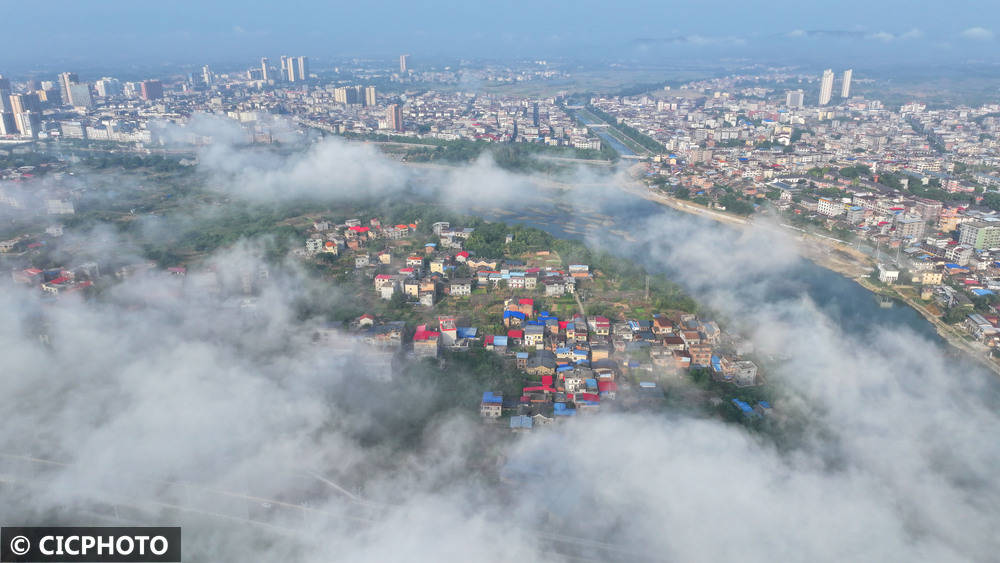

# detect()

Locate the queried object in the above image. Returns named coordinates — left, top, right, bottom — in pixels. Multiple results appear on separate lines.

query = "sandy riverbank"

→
left=617, top=179, right=1000, bottom=376
left=616, top=180, right=873, bottom=278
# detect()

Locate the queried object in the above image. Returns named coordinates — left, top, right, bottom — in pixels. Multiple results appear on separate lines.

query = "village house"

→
left=305, top=237, right=324, bottom=254
left=516, top=352, right=529, bottom=369
left=412, top=326, right=440, bottom=358
left=524, top=324, right=545, bottom=348
left=484, top=335, right=508, bottom=353
left=418, top=291, right=435, bottom=307
left=544, top=279, right=566, bottom=296
left=688, top=343, right=713, bottom=368
left=588, top=316, right=611, bottom=336
left=509, top=415, right=533, bottom=432
left=502, top=307, right=525, bottom=327
left=369, top=321, right=405, bottom=348
left=651, top=315, right=674, bottom=336
left=525, top=351, right=557, bottom=376
left=732, top=360, right=759, bottom=386
left=920, top=271, right=944, bottom=285
left=448, top=279, right=472, bottom=296
left=673, top=349, right=692, bottom=370
left=481, top=392, right=503, bottom=419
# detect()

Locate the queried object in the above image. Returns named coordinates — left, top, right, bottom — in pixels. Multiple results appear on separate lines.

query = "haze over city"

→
left=2, top=0, right=998, bottom=70
left=2, top=1, right=1000, bottom=562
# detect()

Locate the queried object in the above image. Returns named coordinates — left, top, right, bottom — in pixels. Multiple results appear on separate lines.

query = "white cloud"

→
left=5, top=132, right=1000, bottom=561
left=960, top=26, right=994, bottom=40
left=869, top=31, right=896, bottom=42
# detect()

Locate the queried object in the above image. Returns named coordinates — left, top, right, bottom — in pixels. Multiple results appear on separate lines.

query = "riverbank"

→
left=856, top=278, right=1000, bottom=376
left=616, top=177, right=1000, bottom=376
left=616, top=179, right=873, bottom=278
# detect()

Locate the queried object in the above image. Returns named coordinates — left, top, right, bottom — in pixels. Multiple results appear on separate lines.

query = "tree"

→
left=983, top=192, right=1000, bottom=212
left=389, top=290, right=406, bottom=309
left=719, top=194, right=754, bottom=216
left=944, top=307, right=970, bottom=324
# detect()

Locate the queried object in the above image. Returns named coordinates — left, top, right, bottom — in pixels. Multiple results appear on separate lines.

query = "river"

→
left=470, top=189, right=950, bottom=348
left=570, top=109, right=638, bottom=157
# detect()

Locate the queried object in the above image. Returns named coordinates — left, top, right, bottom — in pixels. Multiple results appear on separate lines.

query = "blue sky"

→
left=3, top=0, right=998, bottom=70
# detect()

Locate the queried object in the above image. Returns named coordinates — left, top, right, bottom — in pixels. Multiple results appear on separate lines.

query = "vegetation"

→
left=719, top=194, right=755, bottom=216
left=340, top=132, right=618, bottom=168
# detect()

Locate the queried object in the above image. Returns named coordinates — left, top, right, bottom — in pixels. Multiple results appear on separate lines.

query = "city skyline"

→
left=0, top=1, right=997, bottom=69
left=2, top=4, right=1000, bottom=561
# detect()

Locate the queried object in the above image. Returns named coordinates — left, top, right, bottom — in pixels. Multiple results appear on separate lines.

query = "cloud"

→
left=782, top=28, right=923, bottom=43
left=960, top=26, right=994, bottom=40
left=632, top=35, right=746, bottom=48
left=4, top=131, right=1000, bottom=561
left=168, top=115, right=571, bottom=211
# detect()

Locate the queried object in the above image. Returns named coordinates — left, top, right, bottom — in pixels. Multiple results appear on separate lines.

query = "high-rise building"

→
left=95, top=77, right=122, bottom=98
left=0, top=77, right=13, bottom=135
left=785, top=89, right=804, bottom=109
left=261, top=57, right=271, bottom=81
left=58, top=72, right=79, bottom=105
left=841, top=69, right=853, bottom=98
left=0, top=82, right=9, bottom=124
left=387, top=103, right=403, bottom=132
left=296, top=56, right=309, bottom=81
left=8, top=94, right=25, bottom=115
left=0, top=74, right=11, bottom=112
left=140, top=80, right=163, bottom=101
left=201, top=65, right=213, bottom=87
left=37, top=88, right=60, bottom=106
left=364, top=85, right=376, bottom=107
left=13, top=111, right=40, bottom=138
left=959, top=221, right=1000, bottom=249
left=334, top=86, right=360, bottom=104
left=818, top=69, right=834, bottom=106
left=67, top=83, right=92, bottom=108
left=0, top=113, right=15, bottom=136
left=280, top=56, right=308, bottom=82
left=399, top=54, right=409, bottom=73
